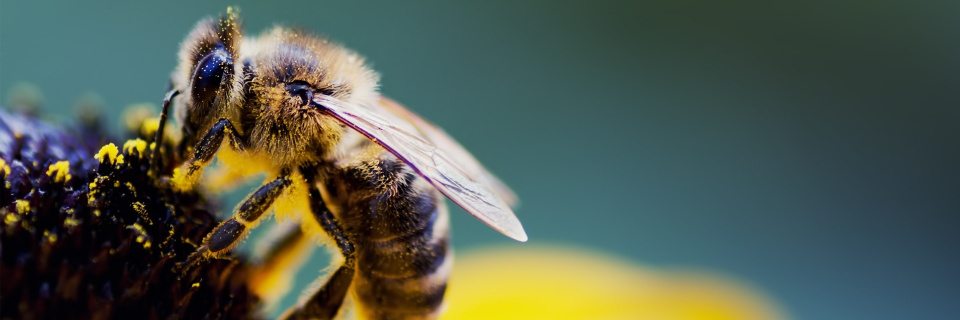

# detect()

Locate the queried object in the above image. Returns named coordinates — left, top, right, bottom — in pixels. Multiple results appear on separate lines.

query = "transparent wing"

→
left=313, top=95, right=527, bottom=242
left=375, top=97, right=519, bottom=207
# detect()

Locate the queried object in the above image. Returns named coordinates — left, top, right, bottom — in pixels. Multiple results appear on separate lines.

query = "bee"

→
left=154, top=9, right=526, bottom=320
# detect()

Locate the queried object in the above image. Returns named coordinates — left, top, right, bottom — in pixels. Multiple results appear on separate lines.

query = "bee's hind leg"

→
left=281, top=169, right=356, bottom=320
left=282, top=263, right=355, bottom=320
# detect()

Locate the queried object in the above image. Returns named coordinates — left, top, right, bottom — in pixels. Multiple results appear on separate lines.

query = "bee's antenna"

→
left=151, top=89, right=180, bottom=177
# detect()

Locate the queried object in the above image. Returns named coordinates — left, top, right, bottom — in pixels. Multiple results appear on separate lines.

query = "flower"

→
left=444, top=245, right=788, bottom=320
left=0, top=107, right=260, bottom=319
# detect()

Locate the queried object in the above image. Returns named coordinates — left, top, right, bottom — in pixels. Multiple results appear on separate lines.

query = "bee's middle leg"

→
left=182, top=175, right=292, bottom=268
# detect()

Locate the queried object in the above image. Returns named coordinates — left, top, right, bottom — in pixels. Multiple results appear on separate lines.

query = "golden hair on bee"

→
left=237, top=26, right=380, bottom=168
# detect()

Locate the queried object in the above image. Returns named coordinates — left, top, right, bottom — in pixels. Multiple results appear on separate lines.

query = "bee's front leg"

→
left=180, top=175, right=291, bottom=269
left=171, top=117, right=245, bottom=190
left=281, top=168, right=356, bottom=320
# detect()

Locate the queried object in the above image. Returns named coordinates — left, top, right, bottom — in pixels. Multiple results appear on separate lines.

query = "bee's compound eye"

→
left=191, top=44, right=233, bottom=104
left=286, top=82, right=314, bottom=106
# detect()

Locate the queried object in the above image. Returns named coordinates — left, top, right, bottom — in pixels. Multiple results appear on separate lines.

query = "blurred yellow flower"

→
left=443, top=245, right=788, bottom=320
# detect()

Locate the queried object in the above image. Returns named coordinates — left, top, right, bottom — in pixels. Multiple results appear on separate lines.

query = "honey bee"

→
left=154, top=9, right=526, bottom=320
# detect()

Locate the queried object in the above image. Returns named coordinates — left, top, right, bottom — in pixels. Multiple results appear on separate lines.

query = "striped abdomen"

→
left=324, top=150, right=451, bottom=320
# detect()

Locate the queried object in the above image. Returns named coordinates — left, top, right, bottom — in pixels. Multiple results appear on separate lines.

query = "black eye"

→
left=191, top=44, right=233, bottom=104
left=285, top=81, right=314, bottom=106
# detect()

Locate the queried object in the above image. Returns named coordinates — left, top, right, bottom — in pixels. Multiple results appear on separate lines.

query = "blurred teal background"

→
left=2, top=1, right=958, bottom=319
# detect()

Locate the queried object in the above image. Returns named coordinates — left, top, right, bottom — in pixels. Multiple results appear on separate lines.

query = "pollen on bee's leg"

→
left=206, top=218, right=247, bottom=253
left=171, top=165, right=202, bottom=191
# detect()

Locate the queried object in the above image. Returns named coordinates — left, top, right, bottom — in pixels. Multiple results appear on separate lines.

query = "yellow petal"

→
left=443, top=245, right=788, bottom=320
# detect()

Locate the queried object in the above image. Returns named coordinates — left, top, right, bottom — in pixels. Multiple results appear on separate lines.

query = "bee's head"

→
left=173, top=8, right=243, bottom=138
left=240, top=27, right=381, bottom=161
left=245, top=27, right=380, bottom=112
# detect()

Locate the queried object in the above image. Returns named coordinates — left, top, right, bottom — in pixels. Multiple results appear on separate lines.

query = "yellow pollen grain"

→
left=135, top=235, right=152, bottom=248
left=123, top=139, right=148, bottom=158
left=125, top=182, right=138, bottom=197
left=192, top=282, right=201, bottom=288
left=132, top=201, right=149, bottom=222
left=64, top=217, right=81, bottom=227
left=95, top=143, right=120, bottom=165
left=15, top=200, right=30, bottom=214
left=0, top=158, right=9, bottom=176
left=129, top=223, right=146, bottom=233
left=87, top=177, right=107, bottom=207
left=5, top=213, right=19, bottom=224
left=45, top=160, right=72, bottom=183
left=128, top=223, right=151, bottom=248
left=43, top=230, right=58, bottom=243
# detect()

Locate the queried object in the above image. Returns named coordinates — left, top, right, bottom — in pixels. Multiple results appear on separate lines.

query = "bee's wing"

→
left=374, top=97, right=519, bottom=207
left=314, top=95, right=527, bottom=242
